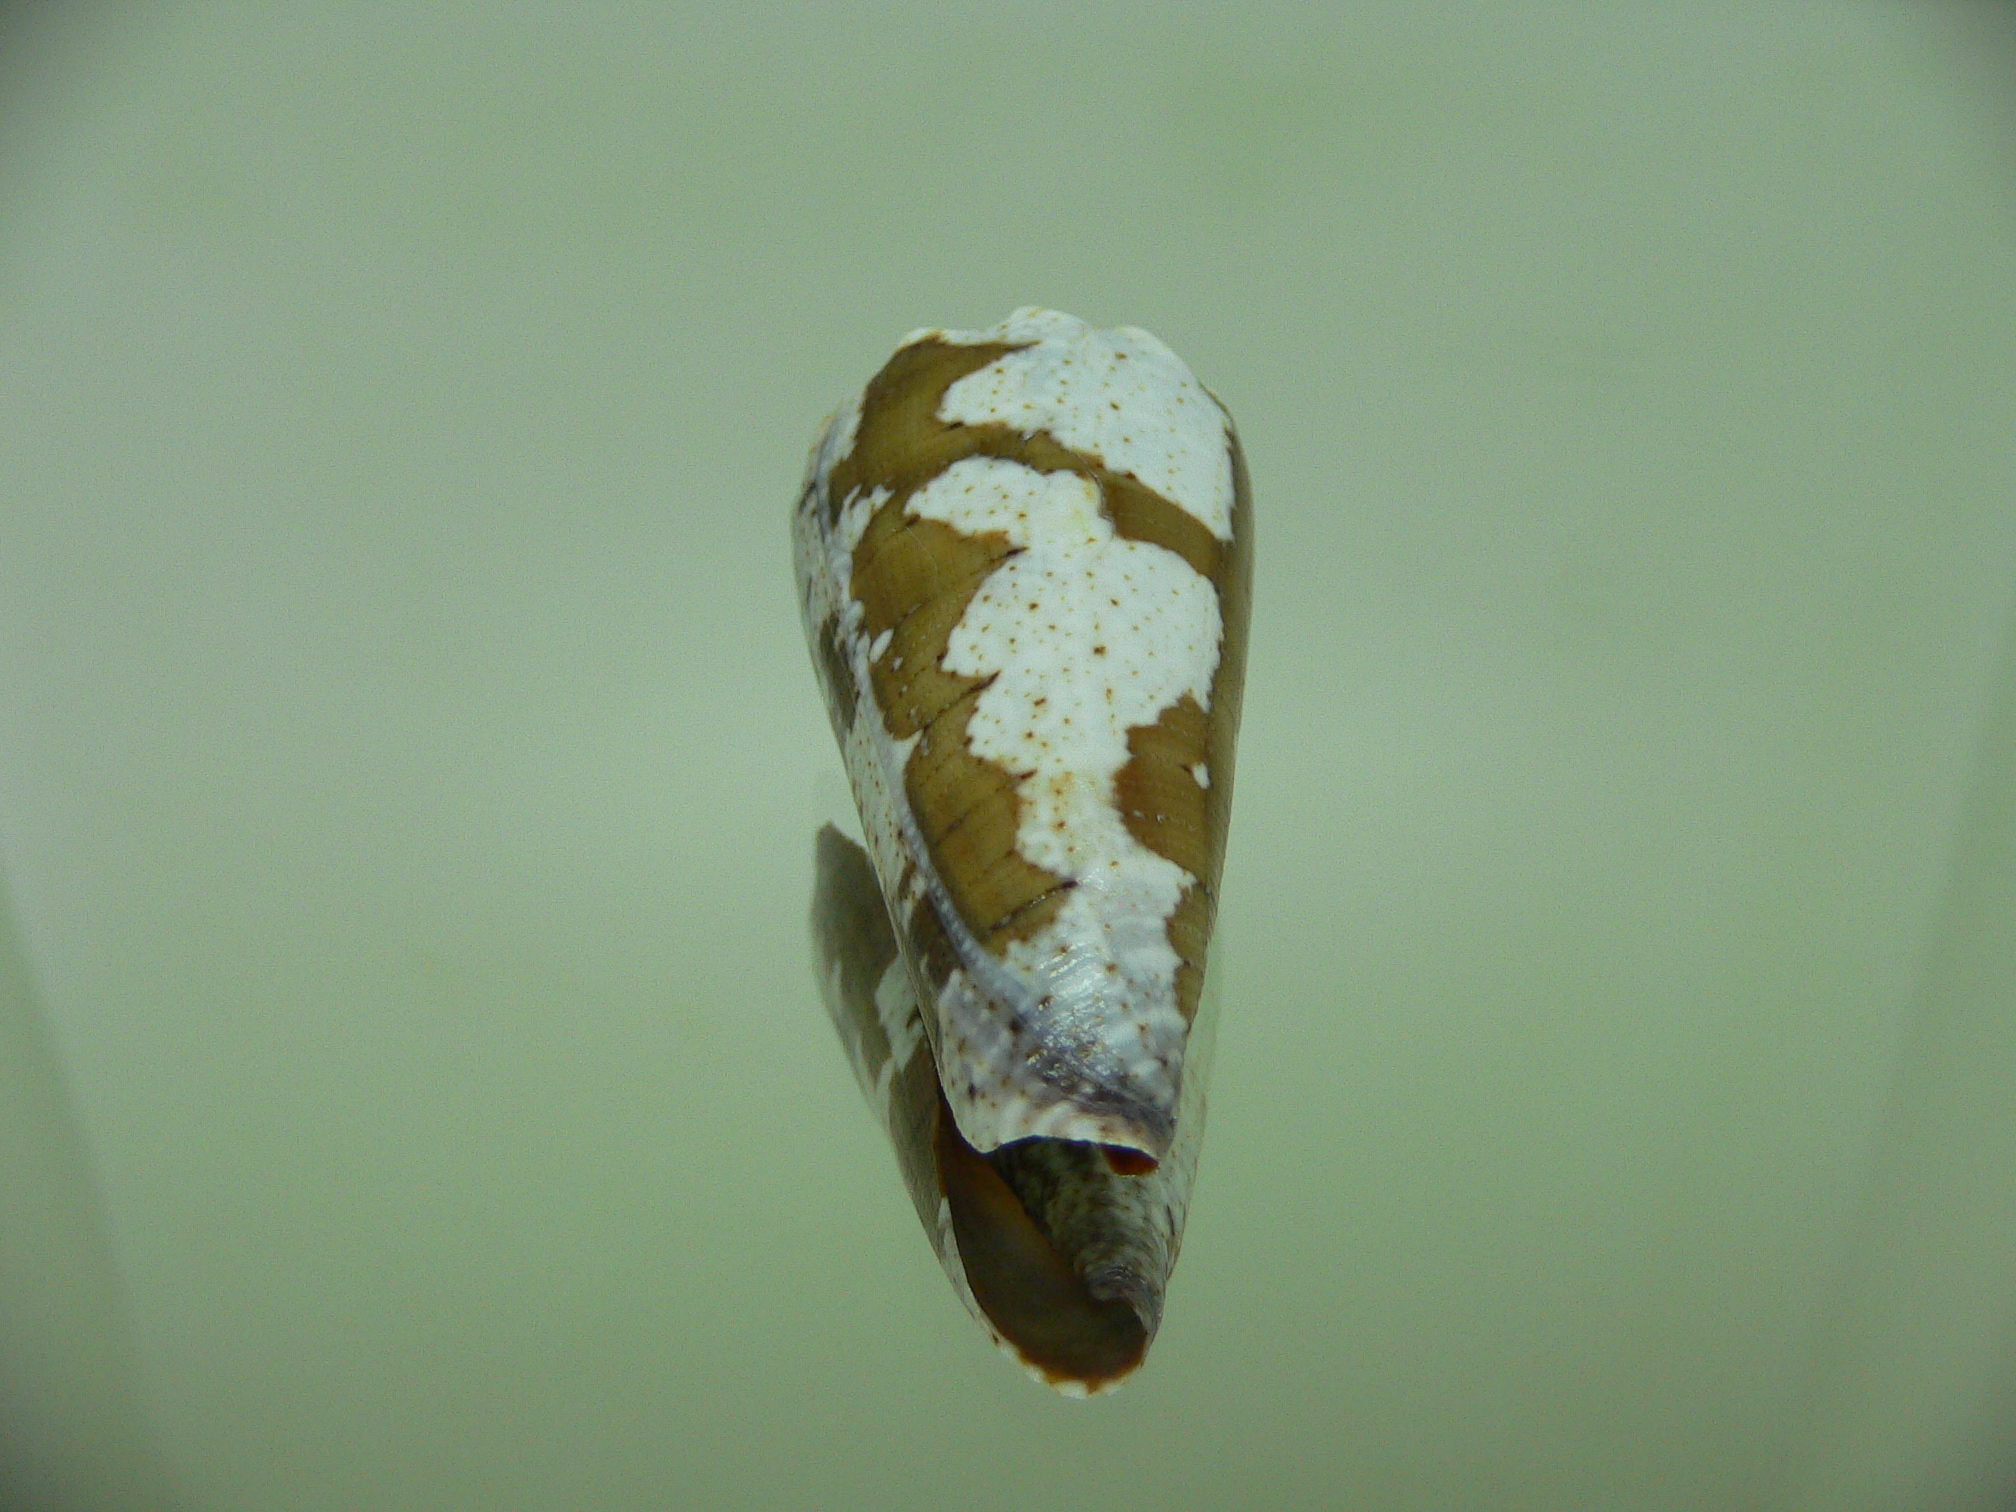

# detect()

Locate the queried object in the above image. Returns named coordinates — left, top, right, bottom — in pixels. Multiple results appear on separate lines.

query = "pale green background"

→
left=3, top=4, right=2016, bottom=1510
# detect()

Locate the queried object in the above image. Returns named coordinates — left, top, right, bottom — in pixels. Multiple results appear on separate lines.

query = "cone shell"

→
left=795, top=309, right=1251, bottom=1391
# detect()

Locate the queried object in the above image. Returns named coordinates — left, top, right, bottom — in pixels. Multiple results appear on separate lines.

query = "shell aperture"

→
left=796, top=309, right=1251, bottom=1392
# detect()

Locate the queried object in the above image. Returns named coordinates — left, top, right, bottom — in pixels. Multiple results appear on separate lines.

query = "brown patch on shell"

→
left=1115, top=694, right=1214, bottom=881
left=1164, top=886, right=1215, bottom=1029
left=907, top=682, right=1071, bottom=950
left=853, top=514, right=1012, bottom=738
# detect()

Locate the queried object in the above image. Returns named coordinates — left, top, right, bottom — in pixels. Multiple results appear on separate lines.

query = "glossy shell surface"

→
left=796, top=308, right=1251, bottom=1391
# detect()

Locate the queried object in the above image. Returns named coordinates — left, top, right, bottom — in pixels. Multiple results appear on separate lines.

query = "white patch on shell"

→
left=932, top=308, right=1235, bottom=543
left=1191, top=762, right=1209, bottom=789
left=871, top=957, right=925, bottom=1115
left=836, top=485, right=889, bottom=555
left=800, top=392, right=865, bottom=512
left=825, top=390, right=864, bottom=469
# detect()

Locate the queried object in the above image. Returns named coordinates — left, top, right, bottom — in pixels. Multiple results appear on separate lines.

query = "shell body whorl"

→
left=797, top=308, right=1250, bottom=1391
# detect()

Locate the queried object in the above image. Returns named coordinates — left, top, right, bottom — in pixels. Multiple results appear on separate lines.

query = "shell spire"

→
left=797, top=308, right=1251, bottom=1391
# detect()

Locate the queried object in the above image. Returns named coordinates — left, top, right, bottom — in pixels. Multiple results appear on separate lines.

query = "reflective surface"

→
left=2, top=5, right=2015, bottom=1509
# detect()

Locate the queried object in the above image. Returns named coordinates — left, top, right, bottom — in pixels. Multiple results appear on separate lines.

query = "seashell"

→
left=795, top=308, right=1252, bottom=1394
